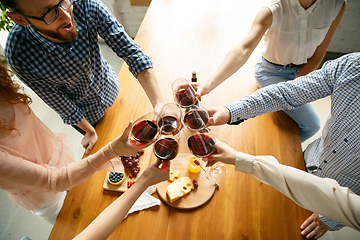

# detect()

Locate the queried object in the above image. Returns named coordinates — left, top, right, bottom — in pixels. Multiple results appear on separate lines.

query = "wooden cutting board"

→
left=157, top=154, right=216, bottom=210
left=103, top=150, right=151, bottom=192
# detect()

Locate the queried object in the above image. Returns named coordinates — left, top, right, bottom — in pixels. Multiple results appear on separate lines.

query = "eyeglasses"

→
left=13, top=0, right=74, bottom=25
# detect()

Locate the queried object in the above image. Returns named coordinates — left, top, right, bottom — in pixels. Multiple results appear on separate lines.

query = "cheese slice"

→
left=169, top=168, right=180, bottom=182
left=172, top=169, right=180, bottom=177
left=166, top=177, right=194, bottom=203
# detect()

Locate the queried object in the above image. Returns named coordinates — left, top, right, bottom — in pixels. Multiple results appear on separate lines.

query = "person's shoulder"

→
left=333, top=0, right=346, bottom=6
left=263, top=0, right=284, bottom=18
left=324, top=53, right=360, bottom=80
left=335, top=53, right=360, bottom=66
left=6, top=24, right=27, bottom=46
left=5, top=24, right=30, bottom=60
left=343, top=53, right=360, bottom=69
left=319, top=0, right=346, bottom=13
left=73, top=0, right=106, bottom=21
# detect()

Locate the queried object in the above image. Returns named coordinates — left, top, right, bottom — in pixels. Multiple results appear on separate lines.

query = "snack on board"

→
left=188, top=156, right=201, bottom=173
left=166, top=177, right=194, bottom=203
left=169, top=167, right=180, bottom=182
left=108, top=172, right=125, bottom=185
left=120, top=149, right=144, bottom=179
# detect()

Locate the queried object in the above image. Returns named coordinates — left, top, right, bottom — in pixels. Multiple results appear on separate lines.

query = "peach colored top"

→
left=0, top=101, right=121, bottom=212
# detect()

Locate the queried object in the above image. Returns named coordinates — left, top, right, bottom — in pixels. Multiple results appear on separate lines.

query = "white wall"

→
left=328, top=0, right=360, bottom=53
left=102, top=0, right=148, bottom=38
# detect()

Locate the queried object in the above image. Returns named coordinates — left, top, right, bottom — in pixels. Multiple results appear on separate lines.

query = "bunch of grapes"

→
left=192, top=179, right=199, bottom=188
left=120, top=150, right=144, bottom=188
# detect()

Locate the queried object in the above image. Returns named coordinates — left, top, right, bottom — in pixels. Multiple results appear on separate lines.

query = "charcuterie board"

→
left=156, top=154, right=216, bottom=210
left=103, top=150, right=151, bottom=192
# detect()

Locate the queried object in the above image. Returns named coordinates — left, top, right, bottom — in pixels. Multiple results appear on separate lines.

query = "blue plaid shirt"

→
left=227, top=52, right=360, bottom=229
left=5, top=0, right=153, bottom=125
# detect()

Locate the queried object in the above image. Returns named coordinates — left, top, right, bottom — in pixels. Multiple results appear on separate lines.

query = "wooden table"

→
left=49, top=0, right=311, bottom=239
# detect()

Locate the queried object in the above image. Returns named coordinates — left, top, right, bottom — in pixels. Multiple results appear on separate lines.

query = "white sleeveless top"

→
left=261, top=0, right=345, bottom=65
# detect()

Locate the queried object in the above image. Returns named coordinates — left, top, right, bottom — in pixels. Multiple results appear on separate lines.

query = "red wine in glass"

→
left=157, top=116, right=180, bottom=135
left=131, top=120, right=158, bottom=143
left=184, top=109, right=209, bottom=130
left=187, top=134, right=215, bottom=158
left=153, top=138, right=179, bottom=160
left=175, top=87, right=197, bottom=107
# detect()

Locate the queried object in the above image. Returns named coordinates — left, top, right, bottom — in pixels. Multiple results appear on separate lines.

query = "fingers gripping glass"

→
left=12, top=0, right=74, bottom=25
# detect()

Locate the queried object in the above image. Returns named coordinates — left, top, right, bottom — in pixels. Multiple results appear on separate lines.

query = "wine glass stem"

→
left=199, top=164, right=220, bottom=187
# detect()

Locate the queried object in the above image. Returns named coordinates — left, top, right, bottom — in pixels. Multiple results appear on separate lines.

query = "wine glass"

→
left=130, top=111, right=158, bottom=144
left=187, top=127, right=216, bottom=158
left=153, top=125, right=181, bottom=161
left=183, top=101, right=209, bottom=131
left=156, top=103, right=183, bottom=135
left=172, top=78, right=197, bottom=108
left=189, top=155, right=226, bottom=187
left=205, top=162, right=228, bottom=183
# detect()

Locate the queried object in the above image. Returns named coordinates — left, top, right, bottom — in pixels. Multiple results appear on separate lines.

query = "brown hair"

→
left=0, top=0, right=19, bottom=11
left=0, top=56, right=32, bottom=105
left=0, top=55, right=32, bottom=132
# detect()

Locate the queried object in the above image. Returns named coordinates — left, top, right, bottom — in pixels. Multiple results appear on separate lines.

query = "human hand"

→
left=301, top=213, right=330, bottom=239
left=82, top=130, right=98, bottom=155
left=206, top=107, right=231, bottom=126
left=203, top=138, right=237, bottom=167
left=153, top=102, right=165, bottom=120
left=110, top=121, right=155, bottom=156
left=192, top=82, right=212, bottom=97
left=140, top=159, right=170, bottom=186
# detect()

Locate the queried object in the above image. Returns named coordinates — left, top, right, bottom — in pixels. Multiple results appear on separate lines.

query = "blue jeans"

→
left=254, top=57, right=320, bottom=142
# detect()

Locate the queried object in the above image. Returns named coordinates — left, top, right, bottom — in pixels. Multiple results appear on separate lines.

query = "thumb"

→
left=208, top=117, right=216, bottom=126
left=160, top=160, right=170, bottom=169
left=152, top=158, right=162, bottom=167
left=119, top=121, right=133, bottom=141
left=85, top=143, right=93, bottom=155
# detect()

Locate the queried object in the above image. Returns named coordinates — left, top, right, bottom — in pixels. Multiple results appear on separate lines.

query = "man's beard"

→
left=31, top=14, right=78, bottom=43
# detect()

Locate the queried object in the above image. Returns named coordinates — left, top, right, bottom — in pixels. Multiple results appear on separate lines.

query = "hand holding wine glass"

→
left=192, top=81, right=213, bottom=98
left=153, top=125, right=181, bottom=161
left=183, top=101, right=209, bottom=131
left=157, top=103, right=183, bottom=135
left=202, top=137, right=238, bottom=167
left=172, top=78, right=198, bottom=108
left=186, top=129, right=228, bottom=185
left=187, top=127, right=216, bottom=158
left=206, top=107, right=232, bottom=126
left=130, top=111, right=159, bottom=144
left=111, top=121, right=155, bottom=156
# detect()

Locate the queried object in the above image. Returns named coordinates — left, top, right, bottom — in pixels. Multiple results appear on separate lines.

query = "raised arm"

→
left=0, top=122, right=152, bottom=193
left=196, top=7, right=272, bottom=96
left=136, top=68, right=165, bottom=115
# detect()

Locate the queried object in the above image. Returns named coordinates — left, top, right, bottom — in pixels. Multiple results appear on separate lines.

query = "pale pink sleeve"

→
left=0, top=144, right=122, bottom=193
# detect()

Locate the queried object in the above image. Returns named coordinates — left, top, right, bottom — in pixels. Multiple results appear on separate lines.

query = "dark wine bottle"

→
left=191, top=71, right=201, bottom=101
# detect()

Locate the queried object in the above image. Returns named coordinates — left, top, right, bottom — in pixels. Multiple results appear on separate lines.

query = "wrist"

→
left=230, top=151, right=237, bottom=165
left=105, top=143, right=120, bottom=158
left=134, top=175, right=151, bottom=191
left=207, top=78, right=216, bottom=91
